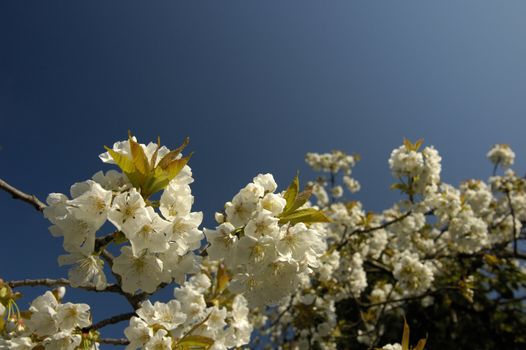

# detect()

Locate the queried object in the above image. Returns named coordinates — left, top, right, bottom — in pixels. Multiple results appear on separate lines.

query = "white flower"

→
left=48, top=214, right=97, bottom=255
left=260, top=193, right=286, bottom=216
left=225, top=184, right=263, bottom=227
left=58, top=253, right=107, bottom=290
left=124, top=317, right=153, bottom=350
left=136, top=300, right=186, bottom=330
left=159, top=183, right=193, bottom=220
left=55, top=302, right=91, bottom=331
left=206, top=307, right=228, bottom=331
left=393, top=253, right=434, bottom=295
left=388, top=145, right=424, bottom=178
left=42, top=331, right=82, bottom=350
left=487, top=144, right=515, bottom=167
left=112, top=247, right=167, bottom=294
left=253, top=173, right=278, bottom=193
left=27, top=291, right=59, bottom=337
left=92, top=169, right=129, bottom=191
left=99, top=138, right=170, bottom=167
left=204, top=223, right=238, bottom=263
left=331, top=186, right=344, bottom=198
left=224, top=295, right=252, bottom=347
left=3, top=337, right=34, bottom=350
left=125, top=207, right=171, bottom=254
left=68, top=181, right=112, bottom=228
left=276, top=223, right=326, bottom=268
left=244, top=210, right=279, bottom=239
left=348, top=253, right=367, bottom=297
left=108, top=188, right=150, bottom=233
left=448, top=210, right=488, bottom=253
left=144, top=329, right=172, bottom=350
left=343, top=175, right=361, bottom=193
left=164, top=212, right=203, bottom=255
left=159, top=251, right=201, bottom=284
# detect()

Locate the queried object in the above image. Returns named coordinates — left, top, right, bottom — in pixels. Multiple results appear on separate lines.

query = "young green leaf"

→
left=279, top=208, right=331, bottom=225
left=175, top=335, right=214, bottom=350
left=157, top=137, right=190, bottom=170
left=283, top=174, right=299, bottom=213
left=104, top=146, right=135, bottom=173
left=402, top=317, right=410, bottom=350
left=129, top=136, right=150, bottom=176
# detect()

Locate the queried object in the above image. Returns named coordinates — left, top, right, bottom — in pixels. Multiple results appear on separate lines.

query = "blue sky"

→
left=2, top=0, right=526, bottom=343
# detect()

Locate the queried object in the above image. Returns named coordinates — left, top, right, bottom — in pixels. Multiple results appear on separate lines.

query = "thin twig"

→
left=7, top=278, right=120, bottom=293
left=99, top=249, right=148, bottom=309
left=336, top=211, right=412, bottom=251
left=98, top=338, right=130, bottom=345
left=505, top=190, right=518, bottom=257
left=0, top=178, right=46, bottom=212
left=268, top=296, right=295, bottom=329
left=94, top=231, right=119, bottom=252
left=369, top=285, right=395, bottom=350
left=83, top=312, right=136, bottom=332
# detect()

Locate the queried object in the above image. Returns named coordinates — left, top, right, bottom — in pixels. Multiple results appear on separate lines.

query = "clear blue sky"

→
left=2, top=0, right=526, bottom=343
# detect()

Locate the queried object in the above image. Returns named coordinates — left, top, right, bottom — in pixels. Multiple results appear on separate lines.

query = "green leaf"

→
left=149, top=136, right=161, bottom=169
left=176, top=335, right=214, bottom=350
left=283, top=173, right=299, bottom=213
left=104, top=146, right=135, bottom=173
left=414, top=337, right=427, bottom=350
left=403, top=138, right=413, bottom=151
left=279, top=208, right=331, bottom=225
left=402, top=318, right=410, bottom=350
left=146, top=154, right=192, bottom=197
left=129, top=136, right=150, bottom=176
left=157, top=137, right=190, bottom=170
left=285, top=187, right=313, bottom=214
left=216, top=263, right=230, bottom=294
left=414, top=138, right=424, bottom=151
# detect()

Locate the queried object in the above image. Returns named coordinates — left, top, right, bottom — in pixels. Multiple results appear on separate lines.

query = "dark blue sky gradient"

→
left=2, top=0, right=526, bottom=343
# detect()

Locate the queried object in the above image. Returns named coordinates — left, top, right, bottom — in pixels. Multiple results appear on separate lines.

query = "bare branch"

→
left=7, top=278, right=121, bottom=293
left=98, top=338, right=130, bottom=346
left=0, top=178, right=46, bottom=212
left=505, top=190, right=518, bottom=257
left=100, top=249, right=146, bottom=310
left=268, top=296, right=295, bottom=329
left=83, top=312, right=136, bottom=332
left=336, top=211, right=412, bottom=251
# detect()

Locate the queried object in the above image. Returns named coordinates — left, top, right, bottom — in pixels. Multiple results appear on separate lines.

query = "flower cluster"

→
left=0, top=285, right=97, bottom=350
left=3, top=135, right=526, bottom=350
left=305, top=150, right=361, bottom=207
left=43, top=136, right=202, bottom=294
left=255, top=140, right=526, bottom=349
left=487, top=143, right=515, bottom=168
left=205, top=174, right=328, bottom=307
left=388, top=138, right=442, bottom=195
left=125, top=273, right=252, bottom=350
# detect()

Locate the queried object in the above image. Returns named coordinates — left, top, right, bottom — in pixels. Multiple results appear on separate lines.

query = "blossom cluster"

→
left=125, top=273, right=252, bottom=350
left=257, top=139, right=525, bottom=349
left=2, top=135, right=525, bottom=350
left=205, top=174, right=328, bottom=307
left=43, top=137, right=203, bottom=294
left=0, top=286, right=96, bottom=350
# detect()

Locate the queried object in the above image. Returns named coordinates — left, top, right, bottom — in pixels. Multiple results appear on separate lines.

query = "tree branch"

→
left=98, top=338, right=130, bottom=346
left=336, top=211, right=412, bottom=251
left=0, top=178, right=46, bottom=212
left=505, top=190, right=518, bottom=257
left=83, top=312, right=136, bottom=332
left=7, top=278, right=121, bottom=293
left=100, top=249, right=146, bottom=309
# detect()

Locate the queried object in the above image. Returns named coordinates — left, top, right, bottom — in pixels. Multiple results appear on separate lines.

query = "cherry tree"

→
left=1, top=135, right=524, bottom=349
